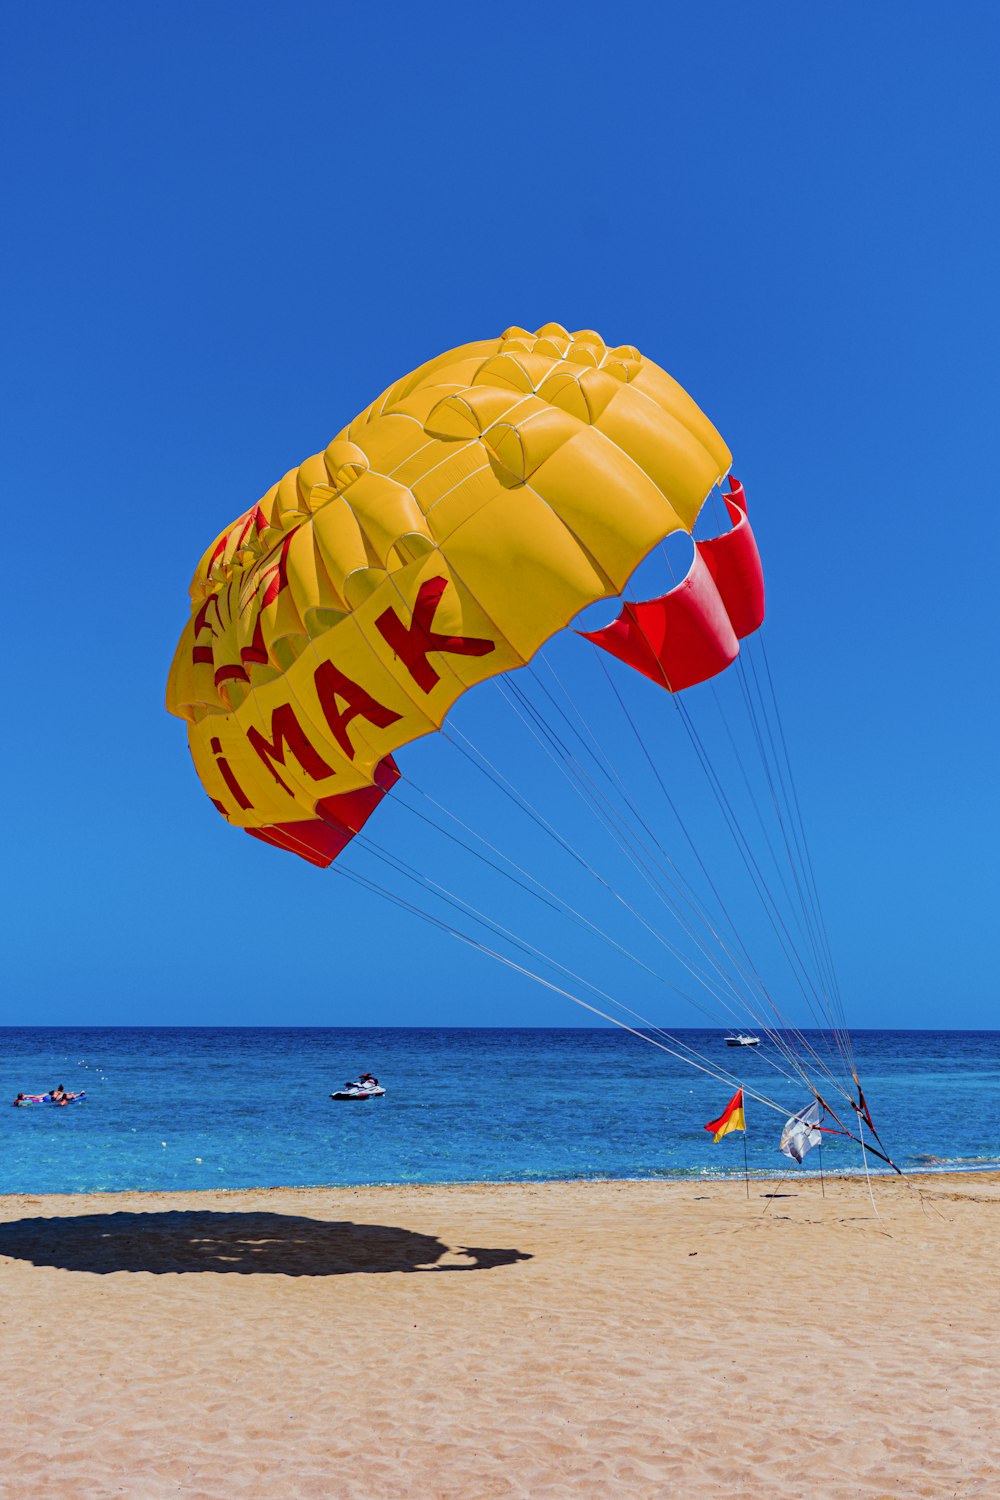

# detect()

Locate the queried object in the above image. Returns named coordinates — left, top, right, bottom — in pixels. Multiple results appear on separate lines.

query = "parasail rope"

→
left=392, top=778, right=816, bottom=1099
left=647, top=516, right=858, bottom=1085
left=332, top=855, right=799, bottom=1120
left=350, top=824, right=792, bottom=1103
left=540, top=649, right=844, bottom=1084
left=502, top=675, right=778, bottom=1015
left=707, top=674, right=813, bottom=955
left=535, top=601, right=857, bottom=1103
left=493, top=666, right=855, bottom=1106
left=460, top=690, right=825, bottom=1100
left=347, top=838, right=911, bottom=1202
left=729, top=656, right=835, bottom=1007
left=750, top=639, right=841, bottom=1006
left=713, top=648, right=854, bottom=1082
left=568, top=648, right=815, bottom=1036
left=754, top=636, right=856, bottom=1074
left=329, top=821, right=900, bottom=1190
left=442, top=716, right=762, bottom=1026
left=730, top=644, right=852, bottom=1075
left=536, top=656, right=776, bottom=978
left=668, top=689, right=857, bottom=1095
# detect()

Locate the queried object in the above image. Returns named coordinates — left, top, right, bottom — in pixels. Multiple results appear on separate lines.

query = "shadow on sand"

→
left=0, top=1210, right=533, bottom=1277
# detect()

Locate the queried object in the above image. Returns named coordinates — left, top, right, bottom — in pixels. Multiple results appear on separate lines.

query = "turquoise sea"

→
left=2, top=1028, right=998, bottom=1195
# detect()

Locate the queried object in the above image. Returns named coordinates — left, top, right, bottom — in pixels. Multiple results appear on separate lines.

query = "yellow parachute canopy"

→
left=166, top=324, right=731, bottom=864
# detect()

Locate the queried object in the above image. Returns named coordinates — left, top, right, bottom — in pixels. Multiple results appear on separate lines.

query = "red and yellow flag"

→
left=705, top=1087, right=745, bottom=1143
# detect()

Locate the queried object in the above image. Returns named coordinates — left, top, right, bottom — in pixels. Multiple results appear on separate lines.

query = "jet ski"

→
left=330, top=1077, right=386, bottom=1100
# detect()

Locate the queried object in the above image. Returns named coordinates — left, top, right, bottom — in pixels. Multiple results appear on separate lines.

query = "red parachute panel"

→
left=244, top=756, right=400, bottom=869
left=579, top=478, right=764, bottom=692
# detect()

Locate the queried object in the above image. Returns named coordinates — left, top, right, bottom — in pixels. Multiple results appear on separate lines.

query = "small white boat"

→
left=725, top=1033, right=760, bottom=1048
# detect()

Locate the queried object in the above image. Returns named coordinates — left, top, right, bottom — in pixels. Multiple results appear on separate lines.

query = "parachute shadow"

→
left=0, top=1210, right=533, bottom=1277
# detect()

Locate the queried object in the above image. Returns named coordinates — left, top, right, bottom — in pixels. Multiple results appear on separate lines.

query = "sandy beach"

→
left=0, top=1172, right=996, bottom=1499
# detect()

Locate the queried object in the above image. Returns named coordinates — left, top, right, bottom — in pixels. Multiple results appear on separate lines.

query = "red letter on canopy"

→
left=375, top=576, right=496, bottom=693
left=313, top=660, right=403, bottom=760
left=247, top=704, right=337, bottom=794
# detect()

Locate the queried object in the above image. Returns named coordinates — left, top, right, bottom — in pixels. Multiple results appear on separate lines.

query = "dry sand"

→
left=0, top=1172, right=996, bottom=1499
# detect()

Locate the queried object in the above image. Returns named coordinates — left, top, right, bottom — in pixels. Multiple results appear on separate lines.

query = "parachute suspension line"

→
left=580, top=649, right=800, bottom=1035
left=730, top=652, right=836, bottom=1013
left=525, top=656, right=815, bottom=1065
left=754, top=635, right=856, bottom=1076
left=433, top=716, right=789, bottom=1055
left=737, top=648, right=828, bottom=983
left=442, top=724, right=593, bottom=876
left=440, top=719, right=767, bottom=1033
left=674, top=684, right=830, bottom=1028
left=506, top=660, right=852, bottom=1105
left=434, top=638, right=857, bottom=1111
left=495, top=686, right=850, bottom=1109
left=352, top=819, right=676, bottom=1043
left=737, top=645, right=859, bottom=1094
left=649, top=519, right=842, bottom=1053
left=399, top=583, right=852, bottom=1107
left=425, top=726, right=815, bottom=1092
left=495, top=674, right=821, bottom=1085
left=327, top=759, right=816, bottom=1107
left=502, top=665, right=852, bottom=1104
left=331, top=854, right=796, bottom=1119
left=349, top=830, right=786, bottom=1103
left=409, top=605, right=775, bottom=1056
left=642, top=520, right=857, bottom=1090
left=395, top=784, right=607, bottom=934
left=746, top=639, right=839, bottom=1007
left=732, top=647, right=854, bottom=1081
left=557, top=648, right=791, bottom=1011
left=500, top=675, right=764, bottom=1012
left=668, top=689, right=854, bottom=1091
left=533, top=656, right=766, bottom=975
left=392, top=777, right=814, bottom=1098
left=706, top=675, right=810, bottom=950
left=395, top=781, right=711, bottom=1011
left=348, top=809, right=899, bottom=1184
left=587, top=683, right=855, bottom=1103
left=715, top=649, right=853, bottom=1083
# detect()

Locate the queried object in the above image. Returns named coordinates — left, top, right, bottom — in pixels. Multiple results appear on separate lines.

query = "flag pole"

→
left=742, top=1095, right=749, bottom=1200
left=819, top=1133, right=826, bottom=1198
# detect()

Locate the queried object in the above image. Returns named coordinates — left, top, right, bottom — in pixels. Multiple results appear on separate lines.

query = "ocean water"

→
left=1, top=1027, right=998, bottom=1195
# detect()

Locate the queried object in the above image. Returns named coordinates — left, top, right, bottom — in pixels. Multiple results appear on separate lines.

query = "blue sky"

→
left=2, top=2, right=997, bottom=1029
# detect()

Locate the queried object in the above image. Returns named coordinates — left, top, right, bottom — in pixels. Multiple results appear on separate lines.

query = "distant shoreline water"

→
left=3, top=1027, right=998, bottom=1195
